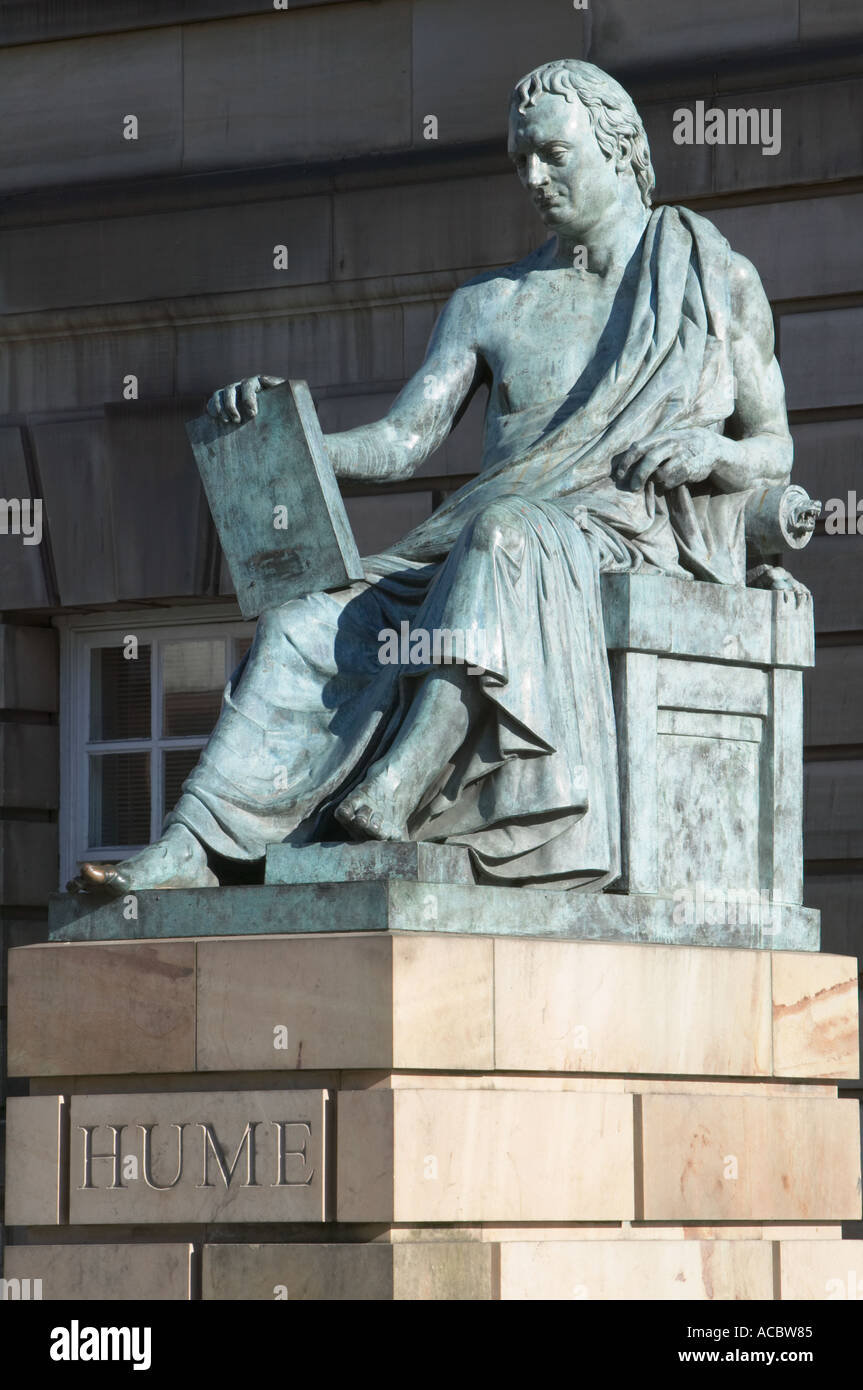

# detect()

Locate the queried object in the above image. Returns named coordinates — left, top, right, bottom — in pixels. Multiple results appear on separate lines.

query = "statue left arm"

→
left=711, top=252, right=793, bottom=491
left=614, top=252, right=793, bottom=493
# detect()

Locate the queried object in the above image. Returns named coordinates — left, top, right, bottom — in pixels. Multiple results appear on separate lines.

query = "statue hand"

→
left=747, top=563, right=811, bottom=605
left=206, top=374, right=285, bottom=424
left=613, top=428, right=721, bottom=491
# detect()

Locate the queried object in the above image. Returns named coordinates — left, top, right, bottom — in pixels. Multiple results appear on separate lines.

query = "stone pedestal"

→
left=4, top=894, right=860, bottom=1300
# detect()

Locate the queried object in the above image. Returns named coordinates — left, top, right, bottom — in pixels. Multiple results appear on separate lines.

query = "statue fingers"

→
left=259, top=375, right=286, bottom=389
left=222, top=383, right=241, bottom=423
left=614, top=435, right=674, bottom=486
left=210, top=388, right=233, bottom=424
left=777, top=582, right=804, bottom=609
left=612, top=443, right=643, bottom=485
left=628, top=447, right=671, bottom=491
left=239, top=378, right=259, bottom=417
left=774, top=569, right=809, bottom=603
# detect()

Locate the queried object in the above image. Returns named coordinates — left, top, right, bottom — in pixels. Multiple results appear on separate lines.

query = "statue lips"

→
left=535, top=195, right=568, bottom=226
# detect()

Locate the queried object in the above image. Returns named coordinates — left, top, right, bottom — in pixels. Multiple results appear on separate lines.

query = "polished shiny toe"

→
left=68, top=863, right=131, bottom=897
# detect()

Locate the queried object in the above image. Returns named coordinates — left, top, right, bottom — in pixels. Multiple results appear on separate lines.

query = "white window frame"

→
left=55, top=605, right=255, bottom=890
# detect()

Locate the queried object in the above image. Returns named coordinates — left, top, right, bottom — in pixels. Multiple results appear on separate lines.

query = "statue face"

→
left=507, top=92, right=624, bottom=235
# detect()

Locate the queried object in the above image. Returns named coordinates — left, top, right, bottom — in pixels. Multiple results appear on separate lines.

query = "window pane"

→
left=90, top=644, right=151, bottom=740
left=162, top=640, right=226, bottom=737
left=88, top=752, right=150, bottom=847
left=163, top=747, right=203, bottom=816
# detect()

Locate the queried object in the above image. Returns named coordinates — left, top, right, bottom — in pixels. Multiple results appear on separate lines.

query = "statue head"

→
left=508, top=60, right=655, bottom=235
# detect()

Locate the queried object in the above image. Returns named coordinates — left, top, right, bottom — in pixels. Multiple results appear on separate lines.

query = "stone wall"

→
left=1, top=0, right=862, bottom=1244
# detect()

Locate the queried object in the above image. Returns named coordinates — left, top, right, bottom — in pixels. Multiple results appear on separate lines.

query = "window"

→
left=59, top=610, right=254, bottom=888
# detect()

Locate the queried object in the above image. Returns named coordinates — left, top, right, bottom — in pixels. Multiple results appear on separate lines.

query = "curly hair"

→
left=510, top=59, right=655, bottom=209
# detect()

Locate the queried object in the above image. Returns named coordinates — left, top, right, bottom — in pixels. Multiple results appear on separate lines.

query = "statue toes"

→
left=335, top=796, right=407, bottom=843
left=354, top=805, right=377, bottom=834
left=335, top=798, right=375, bottom=838
left=68, top=863, right=129, bottom=897
left=334, top=799, right=359, bottom=831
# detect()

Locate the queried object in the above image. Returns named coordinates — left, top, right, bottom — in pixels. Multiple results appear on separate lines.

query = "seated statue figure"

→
left=71, top=58, right=808, bottom=897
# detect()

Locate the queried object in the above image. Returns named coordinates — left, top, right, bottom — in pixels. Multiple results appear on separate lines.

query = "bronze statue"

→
left=71, top=59, right=813, bottom=897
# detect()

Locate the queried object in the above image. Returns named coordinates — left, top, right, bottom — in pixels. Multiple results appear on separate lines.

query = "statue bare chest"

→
left=478, top=271, right=630, bottom=415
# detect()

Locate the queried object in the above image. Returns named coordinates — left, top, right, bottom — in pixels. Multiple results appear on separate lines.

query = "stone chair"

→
left=602, top=570, right=814, bottom=947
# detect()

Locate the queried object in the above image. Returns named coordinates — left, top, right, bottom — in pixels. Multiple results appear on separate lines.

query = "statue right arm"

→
left=324, top=289, right=481, bottom=483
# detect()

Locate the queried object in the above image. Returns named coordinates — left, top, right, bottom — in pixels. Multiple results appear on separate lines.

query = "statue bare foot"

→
left=335, top=768, right=413, bottom=842
left=67, top=823, right=217, bottom=896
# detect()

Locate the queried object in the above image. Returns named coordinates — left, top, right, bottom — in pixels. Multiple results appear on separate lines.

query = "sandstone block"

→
left=8, top=941, right=196, bottom=1077
left=4, top=1095, right=65, bottom=1226
left=337, top=1088, right=634, bottom=1223
left=778, top=1239, right=863, bottom=1300
left=196, top=934, right=493, bottom=1072
left=499, top=1238, right=774, bottom=1301
left=2, top=1244, right=193, bottom=1300
left=772, top=951, right=859, bottom=1079
left=494, top=939, right=771, bottom=1076
left=640, top=1093, right=861, bottom=1222
left=202, top=1240, right=495, bottom=1300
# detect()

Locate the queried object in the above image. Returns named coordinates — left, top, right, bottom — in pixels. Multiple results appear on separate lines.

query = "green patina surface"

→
left=50, top=879, right=819, bottom=951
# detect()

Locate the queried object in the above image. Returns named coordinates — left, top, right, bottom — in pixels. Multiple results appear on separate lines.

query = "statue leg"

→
left=336, top=664, right=482, bottom=841
left=337, top=499, right=533, bottom=842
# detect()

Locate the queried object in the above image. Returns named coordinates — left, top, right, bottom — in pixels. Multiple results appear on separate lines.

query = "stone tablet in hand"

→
left=186, top=380, right=363, bottom=619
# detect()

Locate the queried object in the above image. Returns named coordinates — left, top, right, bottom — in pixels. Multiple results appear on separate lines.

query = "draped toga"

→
left=167, top=205, right=752, bottom=890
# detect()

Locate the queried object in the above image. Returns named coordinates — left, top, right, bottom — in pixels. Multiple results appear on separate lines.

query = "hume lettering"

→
left=68, top=1091, right=328, bottom=1223
left=77, top=1118, right=315, bottom=1190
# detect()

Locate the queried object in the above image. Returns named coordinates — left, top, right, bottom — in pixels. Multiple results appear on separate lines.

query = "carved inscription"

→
left=69, top=1091, right=328, bottom=1224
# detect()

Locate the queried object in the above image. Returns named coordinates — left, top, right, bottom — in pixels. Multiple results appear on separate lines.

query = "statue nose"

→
left=525, top=155, right=549, bottom=186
